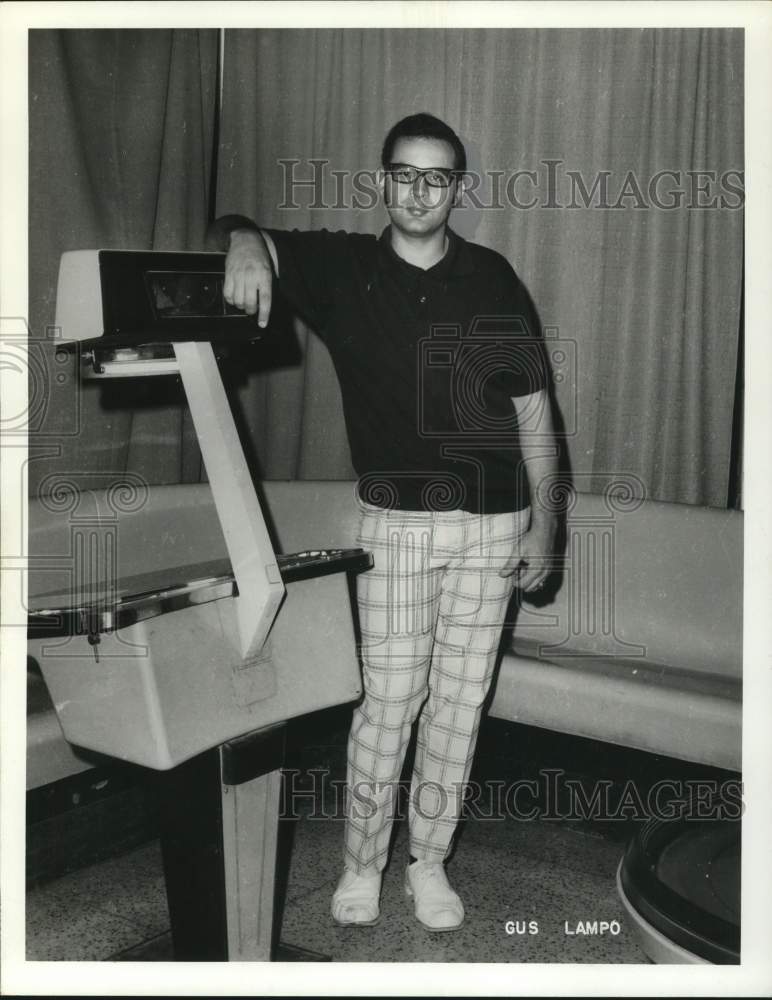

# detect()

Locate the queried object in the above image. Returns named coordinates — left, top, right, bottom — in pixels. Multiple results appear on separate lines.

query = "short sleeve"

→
left=483, top=258, right=550, bottom=398
left=263, top=228, right=351, bottom=334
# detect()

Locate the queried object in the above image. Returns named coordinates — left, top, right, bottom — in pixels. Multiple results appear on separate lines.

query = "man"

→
left=208, top=113, right=557, bottom=932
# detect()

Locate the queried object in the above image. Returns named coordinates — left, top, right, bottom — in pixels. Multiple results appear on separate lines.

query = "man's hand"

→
left=223, top=229, right=274, bottom=327
left=499, top=512, right=557, bottom=591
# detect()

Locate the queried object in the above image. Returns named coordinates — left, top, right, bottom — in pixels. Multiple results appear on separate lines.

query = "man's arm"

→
left=206, top=215, right=279, bottom=327
left=500, top=388, right=558, bottom=589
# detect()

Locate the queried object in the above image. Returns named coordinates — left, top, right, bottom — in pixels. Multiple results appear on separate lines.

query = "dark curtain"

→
left=28, top=29, right=218, bottom=497
left=216, top=28, right=743, bottom=507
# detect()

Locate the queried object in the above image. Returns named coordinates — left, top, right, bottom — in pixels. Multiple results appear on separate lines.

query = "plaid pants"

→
left=343, top=500, right=530, bottom=874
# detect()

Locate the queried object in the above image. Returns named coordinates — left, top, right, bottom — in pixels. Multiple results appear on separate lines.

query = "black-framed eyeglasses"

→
left=385, top=163, right=460, bottom=189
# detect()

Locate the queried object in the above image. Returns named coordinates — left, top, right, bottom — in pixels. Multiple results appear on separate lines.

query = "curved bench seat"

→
left=27, top=480, right=742, bottom=786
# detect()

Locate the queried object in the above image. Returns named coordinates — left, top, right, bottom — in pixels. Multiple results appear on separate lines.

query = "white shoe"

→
left=331, top=869, right=382, bottom=926
left=405, top=861, right=465, bottom=931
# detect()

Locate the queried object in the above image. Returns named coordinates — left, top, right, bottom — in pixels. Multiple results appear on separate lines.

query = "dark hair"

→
left=381, top=113, right=467, bottom=174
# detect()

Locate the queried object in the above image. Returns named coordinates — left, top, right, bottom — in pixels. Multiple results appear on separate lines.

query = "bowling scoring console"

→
left=27, top=249, right=372, bottom=961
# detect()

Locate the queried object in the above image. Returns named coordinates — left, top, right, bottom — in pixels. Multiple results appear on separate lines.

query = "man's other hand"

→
left=498, top=513, right=557, bottom=591
left=224, top=229, right=273, bottom=327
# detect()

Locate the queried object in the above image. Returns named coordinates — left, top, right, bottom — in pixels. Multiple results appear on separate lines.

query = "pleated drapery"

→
left=28, top=29, right=218, bottom=496
left=216, top=28, right=743, bottom=507
left=28, top=28, right=743, bottom=508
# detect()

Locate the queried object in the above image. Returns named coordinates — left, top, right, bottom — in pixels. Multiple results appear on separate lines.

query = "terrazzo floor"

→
left=26, top=792, right=647, bottom=963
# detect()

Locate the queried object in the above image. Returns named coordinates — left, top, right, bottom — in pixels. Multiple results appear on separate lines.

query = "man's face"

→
left=380, top=136, right=461, bottom=239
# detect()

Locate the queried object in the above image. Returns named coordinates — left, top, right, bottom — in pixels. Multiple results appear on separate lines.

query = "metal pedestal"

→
left=156, top=724, right=329, bottom=961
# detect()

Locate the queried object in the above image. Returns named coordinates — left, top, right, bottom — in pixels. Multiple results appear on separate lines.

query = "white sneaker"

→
left=331, top=868, right=382, bottom=926
left=405, top=861, right=465, bottom=931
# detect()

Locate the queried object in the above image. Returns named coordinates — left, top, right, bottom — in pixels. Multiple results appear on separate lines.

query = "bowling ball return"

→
left=617, top=788, right=741, bottom=964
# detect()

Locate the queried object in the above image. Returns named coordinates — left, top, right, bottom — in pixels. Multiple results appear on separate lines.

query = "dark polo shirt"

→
left=265, top=224, right=549, bottom=514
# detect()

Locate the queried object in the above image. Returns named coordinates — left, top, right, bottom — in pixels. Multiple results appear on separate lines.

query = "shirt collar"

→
left=377, top=224, right=475, bottom=279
